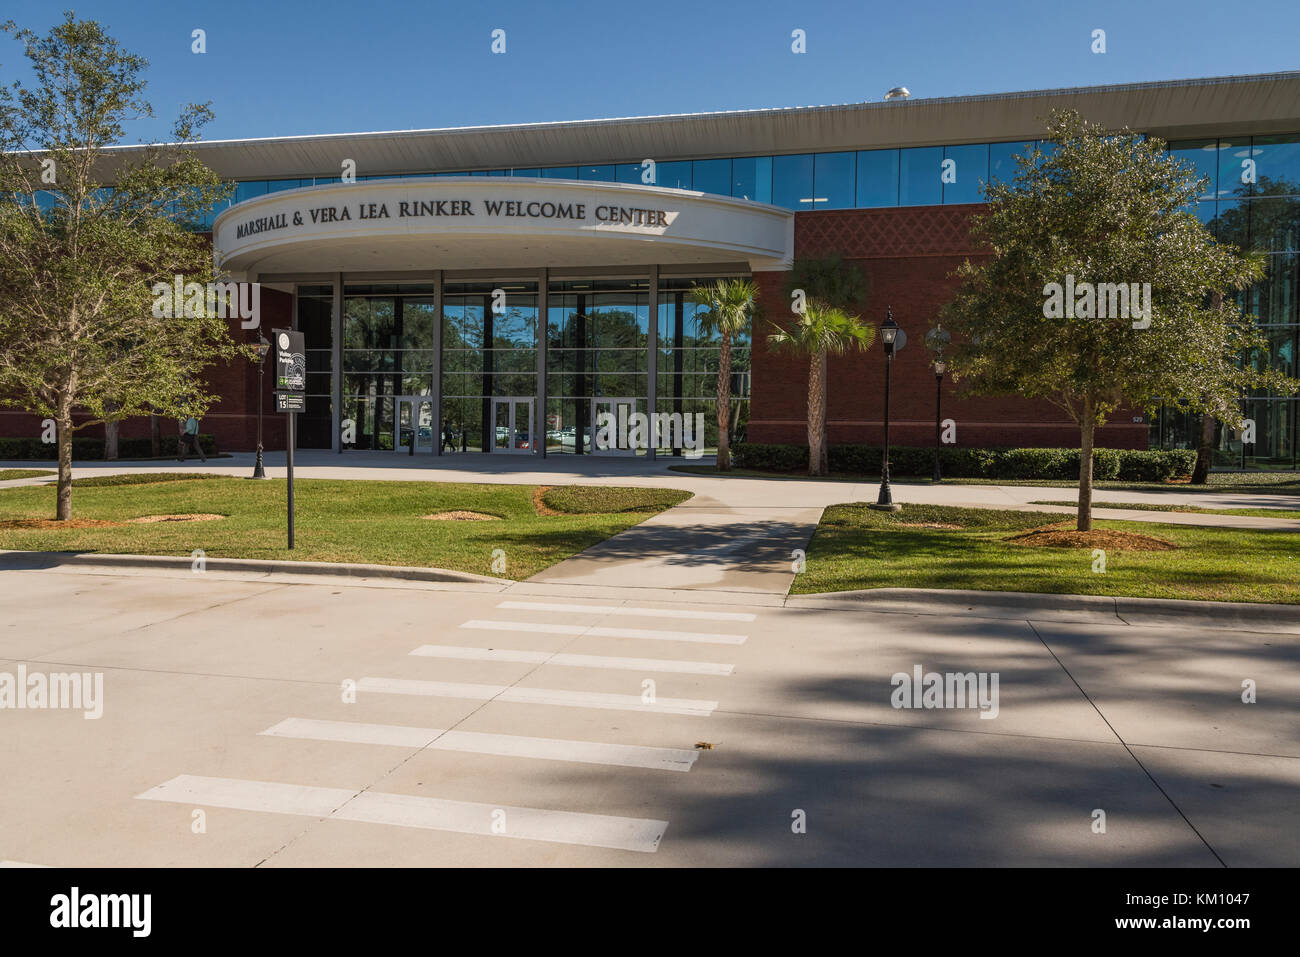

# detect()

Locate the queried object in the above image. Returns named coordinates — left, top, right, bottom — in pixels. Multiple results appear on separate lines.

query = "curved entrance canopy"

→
left=213, top=177, right=794, bottom=275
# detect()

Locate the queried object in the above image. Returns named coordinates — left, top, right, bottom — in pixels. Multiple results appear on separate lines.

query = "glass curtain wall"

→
left=441, top=282, right=539, bottom=452
left=656, top=278, right=751, bottom=455
left=1151, top=136, right=1300, bottom=468
left=296, top=285, right=334, bottom=449
left=341, top=284, right=437, bottom=450
left=546, top=280, right=649, bottom=454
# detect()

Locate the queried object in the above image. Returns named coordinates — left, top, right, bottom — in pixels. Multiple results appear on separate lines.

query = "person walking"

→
left=441, top=420, right=455, bottom=454
left=178, top=415, right=206, bottom=462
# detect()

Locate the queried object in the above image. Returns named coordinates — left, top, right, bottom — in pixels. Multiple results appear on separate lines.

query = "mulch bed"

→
left=0, top=518, right=122, bottom=529
left=532, top=486, right=561, bottom=517
left=127, top=513, right=225, bottom=524
left=421, top=511, right=501, bottom=521
left=1006, top=525, right=1178, bottom=551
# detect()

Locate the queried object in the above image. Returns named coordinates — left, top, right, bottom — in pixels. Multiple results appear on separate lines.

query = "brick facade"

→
left=748, top=205, right=1147, bottom=450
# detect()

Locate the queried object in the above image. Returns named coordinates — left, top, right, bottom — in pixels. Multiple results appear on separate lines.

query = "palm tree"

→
left=688, top=279, right=756, bottom=471
left=767, top=300, right=876, bottom=475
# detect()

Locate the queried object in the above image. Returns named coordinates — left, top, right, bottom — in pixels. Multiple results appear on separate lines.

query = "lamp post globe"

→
left=870, top=308, right=903, bottom=511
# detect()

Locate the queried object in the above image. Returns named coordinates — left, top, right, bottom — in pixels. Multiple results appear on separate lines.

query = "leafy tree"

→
left=688, top=279, right=756, bottom=470
left=0, top=14, right=241, bottom=519
left=767, top=301, right=875, bottom=475
left=940, top=110, right=1296, bottom=530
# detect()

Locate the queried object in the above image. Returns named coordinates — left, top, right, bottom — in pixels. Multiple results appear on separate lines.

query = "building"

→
left=31, top=71, right=1300, bottom=465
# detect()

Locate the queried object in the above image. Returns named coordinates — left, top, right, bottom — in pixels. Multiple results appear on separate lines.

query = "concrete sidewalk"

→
left=1, top=563, right=1296, bottom=867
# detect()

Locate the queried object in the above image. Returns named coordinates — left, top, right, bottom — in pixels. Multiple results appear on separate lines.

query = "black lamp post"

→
left=871, top=308, right=902, bottom=512
left=932, top=357, right=946, bottom=482
left=252, top=334, right=270, bottom=479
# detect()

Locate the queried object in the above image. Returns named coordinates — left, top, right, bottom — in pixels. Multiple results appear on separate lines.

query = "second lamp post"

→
left=871, top=308, right=902, bottom=512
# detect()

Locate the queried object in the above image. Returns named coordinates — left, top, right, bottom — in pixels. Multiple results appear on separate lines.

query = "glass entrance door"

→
left=395, top=396, right=434, bottom=453
left=491, top=397, right=534, bottom=453
left=591, top=398, right=638, bottom=455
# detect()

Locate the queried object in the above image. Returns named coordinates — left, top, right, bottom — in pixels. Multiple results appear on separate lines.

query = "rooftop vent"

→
left=884, top=87, right=911, bottom=101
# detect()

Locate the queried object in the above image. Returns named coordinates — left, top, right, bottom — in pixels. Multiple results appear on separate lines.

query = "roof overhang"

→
left=213, top=177, right=795, bottom=275
left=87, top=72, right=1300, bottom=181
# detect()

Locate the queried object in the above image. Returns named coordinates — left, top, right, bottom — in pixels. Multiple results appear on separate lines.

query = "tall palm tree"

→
left=688, top=279, right=756, bottom=471
left=767, top=300, right=876, bottom=476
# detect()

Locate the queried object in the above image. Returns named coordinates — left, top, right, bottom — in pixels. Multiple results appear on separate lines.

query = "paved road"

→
left=2, top=565, right=1295, bottom=867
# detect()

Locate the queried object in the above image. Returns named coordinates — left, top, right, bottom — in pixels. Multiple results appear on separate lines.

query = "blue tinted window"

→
left=692, top=159, right=731, bottom=196
left=1211, top=198, right=1248, bottom=245
left=470, top=170, right=489, bottom=177
left=488, top=169, right=508, bottom=176
left=313, top=176, right=341, bottom=186
left=731, top=156, right=772, bottom=202
left=266, top=179, right=305, bottom=193
left=655, top=161, right=691, bottom=189
left=1168, top=139, right=1219, bottom=201
left=511, top=168, right=540, bottom=178
left=899, top=147, right=942, bottom=206
left=541, top=167, right=578, bottom=179
left=579, top=165, right=616, bottom=181
left=1251, top=135, right=1300, bottom=196
left=772, top=153, right=814, bottom=209
left=234, top=181, right=269, bottom=203
left=433, top=171, right=467, bottom=177
left=1219, top=140, right=1254, bottom=198
left=943, top=144, right=988, bottom=204
left=616, top=163, right=646, bottom=185
left=813, top=152, right=855, bottom=209
left=989, top=141, right=1033, bottom=186
left=855, top=150, right=898, bottom=206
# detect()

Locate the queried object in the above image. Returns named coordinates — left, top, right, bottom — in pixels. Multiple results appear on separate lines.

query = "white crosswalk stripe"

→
left=260, top=717, right=700, bottom=771
left=409, top=643, right=735, bottom=676
left=496, top=600, right=755, bottom=622
left=461, top=619, right=747, bottom=645
left=357, top=677, right=717, bottom=715
left=137, top=775, right=667, bottom=852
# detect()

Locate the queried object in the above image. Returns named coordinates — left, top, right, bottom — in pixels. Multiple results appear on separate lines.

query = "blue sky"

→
left=3, top=0, right=1297, bottom=143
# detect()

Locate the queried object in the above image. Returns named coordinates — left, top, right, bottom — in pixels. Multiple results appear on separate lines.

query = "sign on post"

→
left=272, top=328, right=304, bottom=549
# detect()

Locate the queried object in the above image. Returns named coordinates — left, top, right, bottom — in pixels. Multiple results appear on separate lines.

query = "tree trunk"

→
left=1077, top=398, right=1096, bottom=532
left=56, top=404, right=73, bottom=521
left=818, top=351, right=829, bottom=475
left=807, top=350, right=826, bottom=476
left=104, top=420, right=119, bottom=461
left=716, top=333, right=732, bottom=471
left=1192, top=413, right=1216, bottom=484
left=150, top=414, right=160, bottom=458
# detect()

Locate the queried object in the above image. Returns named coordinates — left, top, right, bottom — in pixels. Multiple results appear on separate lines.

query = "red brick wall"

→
left=749, top=205, right=1148, bottom=450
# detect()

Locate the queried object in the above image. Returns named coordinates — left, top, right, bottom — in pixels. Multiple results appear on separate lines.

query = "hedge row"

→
left=0, top=435, right=217, bottom=460
left=732, top=443, right=1197, bottom=482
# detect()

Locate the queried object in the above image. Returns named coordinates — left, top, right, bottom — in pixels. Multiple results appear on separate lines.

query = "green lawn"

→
left=1029, top=500, right=1300, bottom=519
left=0, top=478, right=691, bottom=579
left=793, top=503, right=1300, bottom=603
left=0, top=469, right=54, bottom=481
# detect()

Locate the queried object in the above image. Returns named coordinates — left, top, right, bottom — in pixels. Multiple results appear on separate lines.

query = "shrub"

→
left=729, top=442, right=1196, bottom=481
left=0, top=434, right=216, bottom=460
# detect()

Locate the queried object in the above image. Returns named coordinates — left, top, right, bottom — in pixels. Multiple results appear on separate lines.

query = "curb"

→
left=785, top=586, right=1300, bottom=631
left=0, top=550, right=511, bottom=586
